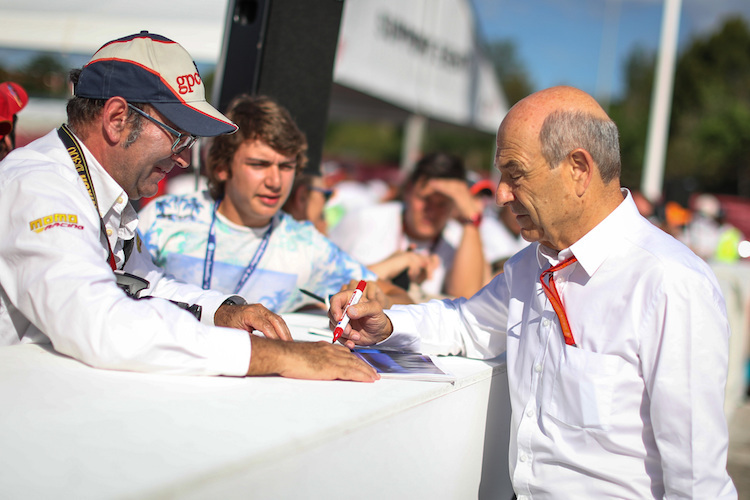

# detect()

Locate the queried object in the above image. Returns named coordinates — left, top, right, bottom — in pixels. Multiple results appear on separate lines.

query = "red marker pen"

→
left=332, top=280, right=366, bottom=344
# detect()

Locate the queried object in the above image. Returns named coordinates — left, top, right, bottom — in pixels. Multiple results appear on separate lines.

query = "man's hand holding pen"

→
left=328, top=287, right=393, bottom=350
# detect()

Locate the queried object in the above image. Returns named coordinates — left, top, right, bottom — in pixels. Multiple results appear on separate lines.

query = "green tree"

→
left=324, top=121, right=402, bottom=165
left=669, top=17, right=750, bottom=196
left=611, top=16, right=750, bottom=197
left=424, top=124, right=495, bottom=172
left=20, top=53, right=68, bottom=97
left=484, top=40, right=534, bottom=106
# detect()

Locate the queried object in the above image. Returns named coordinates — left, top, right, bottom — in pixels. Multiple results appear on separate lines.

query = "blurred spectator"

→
left=323, top=176, right=394, bottom=232
left=681, top=194, right=743, bottom=262
left=468, top=176, right=530, bottom=274
left=0, top=82, right=29, bottom=161
left=663, top=200, right=693, bottom=239
left=282, top=172, right=331, bottom=235
left=631, top=190, right=656, bottom=219
left=482, top=205, right=531, bottom=275
left=329, top=152, right=488, bottom=301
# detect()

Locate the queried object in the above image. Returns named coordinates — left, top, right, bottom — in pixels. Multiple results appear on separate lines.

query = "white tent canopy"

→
left=0, top=1, right=225, bottom=62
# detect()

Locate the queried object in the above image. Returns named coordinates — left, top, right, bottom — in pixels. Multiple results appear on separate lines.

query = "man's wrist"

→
left=222, top=295, right=247, bottom=307
left=215, top=296, right=247, bottom=327
left=459, top=212, right=483, bottom=228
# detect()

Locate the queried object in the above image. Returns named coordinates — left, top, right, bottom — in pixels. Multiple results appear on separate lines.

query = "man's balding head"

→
left=500, top=86, right=621, bottom=184
left=494, top=86, right=624, bottom=250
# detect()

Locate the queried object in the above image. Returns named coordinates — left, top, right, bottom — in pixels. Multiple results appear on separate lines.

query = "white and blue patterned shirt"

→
left=139, top=190, right=376, bottom=313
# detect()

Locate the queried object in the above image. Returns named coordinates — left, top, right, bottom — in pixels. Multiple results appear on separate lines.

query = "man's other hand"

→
left=215, top=303, right=292, bottom=341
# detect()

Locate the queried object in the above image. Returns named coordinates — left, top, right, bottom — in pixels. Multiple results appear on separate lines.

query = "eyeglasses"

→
left=127, top=103, right=197, bottom=155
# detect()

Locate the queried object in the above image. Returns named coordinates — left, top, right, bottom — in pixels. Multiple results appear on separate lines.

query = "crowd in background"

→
left=157, top=157, right=748, bottom=280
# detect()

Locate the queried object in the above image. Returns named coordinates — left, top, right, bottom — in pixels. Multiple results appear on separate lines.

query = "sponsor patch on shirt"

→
left=29, top=214, right=84, bottom=233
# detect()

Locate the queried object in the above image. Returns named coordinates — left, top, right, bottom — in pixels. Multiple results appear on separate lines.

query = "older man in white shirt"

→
left=329, top=86, right=737, bottom=498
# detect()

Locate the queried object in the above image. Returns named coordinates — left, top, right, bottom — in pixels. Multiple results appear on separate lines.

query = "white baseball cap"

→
left=75, top=31, right=237, bottom=137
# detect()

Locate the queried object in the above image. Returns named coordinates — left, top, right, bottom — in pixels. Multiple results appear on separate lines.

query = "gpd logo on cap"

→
left=76, top=31, right=237, bottom=137
left=176, top=73, right=202, bottom=95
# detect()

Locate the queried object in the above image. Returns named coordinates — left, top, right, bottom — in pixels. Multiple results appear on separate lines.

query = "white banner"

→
left=334, top=0, right=507, bottom=133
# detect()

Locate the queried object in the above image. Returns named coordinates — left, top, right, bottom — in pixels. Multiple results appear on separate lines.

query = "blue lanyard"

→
left=202, top=200, right=274, bottom=293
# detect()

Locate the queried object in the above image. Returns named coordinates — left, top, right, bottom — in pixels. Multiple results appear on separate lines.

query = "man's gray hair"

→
left=66, top=68, right=143, bottom=147
left=539, top=110, right=621, bottom=184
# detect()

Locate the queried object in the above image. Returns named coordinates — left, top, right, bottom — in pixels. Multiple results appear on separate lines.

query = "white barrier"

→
left=711, top=261, right=750, bottom=421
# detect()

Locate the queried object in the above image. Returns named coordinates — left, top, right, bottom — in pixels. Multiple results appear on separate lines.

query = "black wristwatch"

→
left=221, top=296, right=247, bottom=307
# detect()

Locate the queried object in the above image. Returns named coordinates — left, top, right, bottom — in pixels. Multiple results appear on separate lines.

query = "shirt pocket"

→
left=546, top=347, right=626, bottom=430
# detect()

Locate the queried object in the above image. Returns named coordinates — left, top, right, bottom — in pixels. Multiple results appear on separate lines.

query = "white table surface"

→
left=0, top=312, right=512, bottom=499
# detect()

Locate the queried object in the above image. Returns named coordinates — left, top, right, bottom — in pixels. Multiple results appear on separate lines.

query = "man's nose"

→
left=495, top=180, right=514, bottom=206
left=265, top=165, right=282, bottom=188
left=171, top=148, right=191, bottom=169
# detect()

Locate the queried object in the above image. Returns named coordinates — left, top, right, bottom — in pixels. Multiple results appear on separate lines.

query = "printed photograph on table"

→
left=353, top=348, right=454, bottom=382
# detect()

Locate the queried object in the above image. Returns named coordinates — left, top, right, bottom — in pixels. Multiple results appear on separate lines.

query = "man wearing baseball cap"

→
left=0, top=32, right=378, bottom=382
left=0, top=81, right=29, bottom=161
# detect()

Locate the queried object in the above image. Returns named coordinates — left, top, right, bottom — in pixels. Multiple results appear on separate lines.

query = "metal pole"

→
left=640, top=0, right=682, bottom=203
left=400, top=114, right=427, bottom=178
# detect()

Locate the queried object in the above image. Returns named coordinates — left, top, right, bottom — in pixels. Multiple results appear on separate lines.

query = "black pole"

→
left=213, top=0, right=344, bottom=175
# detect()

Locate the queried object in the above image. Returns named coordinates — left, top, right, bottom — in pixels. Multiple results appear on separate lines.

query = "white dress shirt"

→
left=0, top=130, right=251, bottom=376
left=382, top=191, right=737, bottom=498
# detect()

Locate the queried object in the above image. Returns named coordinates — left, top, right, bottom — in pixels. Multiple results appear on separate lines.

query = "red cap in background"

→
left=0, top=82, right=29, bottom=139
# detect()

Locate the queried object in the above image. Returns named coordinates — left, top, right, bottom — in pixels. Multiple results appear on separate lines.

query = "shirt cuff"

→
left=379, top=308, right=422, bottom=351
left=205, top=326, right=252, bottom=377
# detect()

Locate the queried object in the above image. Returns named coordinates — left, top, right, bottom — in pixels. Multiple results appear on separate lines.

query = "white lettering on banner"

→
left=377, top=14, right=470, bottom=71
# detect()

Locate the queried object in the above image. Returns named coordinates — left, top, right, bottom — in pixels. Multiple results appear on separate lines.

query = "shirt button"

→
left=542, top=319, right=550, bottom=327
left=534, top=364, right=542, bottom=373
left=519, top=453, right=527, bottom=463
left=106, top=228, right=113, bottom=236
left=526, top=409, right=534, bottom=418
left=116, top=196, right=124, bottom=204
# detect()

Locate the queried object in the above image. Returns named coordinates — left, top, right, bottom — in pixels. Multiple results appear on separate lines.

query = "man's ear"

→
left=567, top=148, right=595, bottom=197
left=101, top=97, right=130, bottom=146
left=215, top=162, right=231, bottom=182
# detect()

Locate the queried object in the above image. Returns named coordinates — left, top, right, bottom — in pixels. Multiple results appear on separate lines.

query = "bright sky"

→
left=471, top=0, right=750, bottom=100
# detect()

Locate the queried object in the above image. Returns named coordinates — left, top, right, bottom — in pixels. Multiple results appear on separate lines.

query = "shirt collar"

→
left=537, top=188, right=637, bottom=277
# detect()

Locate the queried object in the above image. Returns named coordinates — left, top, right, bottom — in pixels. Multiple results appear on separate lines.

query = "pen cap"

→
left=356, top=280, right=367, bottom=292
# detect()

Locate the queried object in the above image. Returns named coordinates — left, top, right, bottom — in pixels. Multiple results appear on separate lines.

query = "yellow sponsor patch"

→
left=29, top=214, right=84, bottom=233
